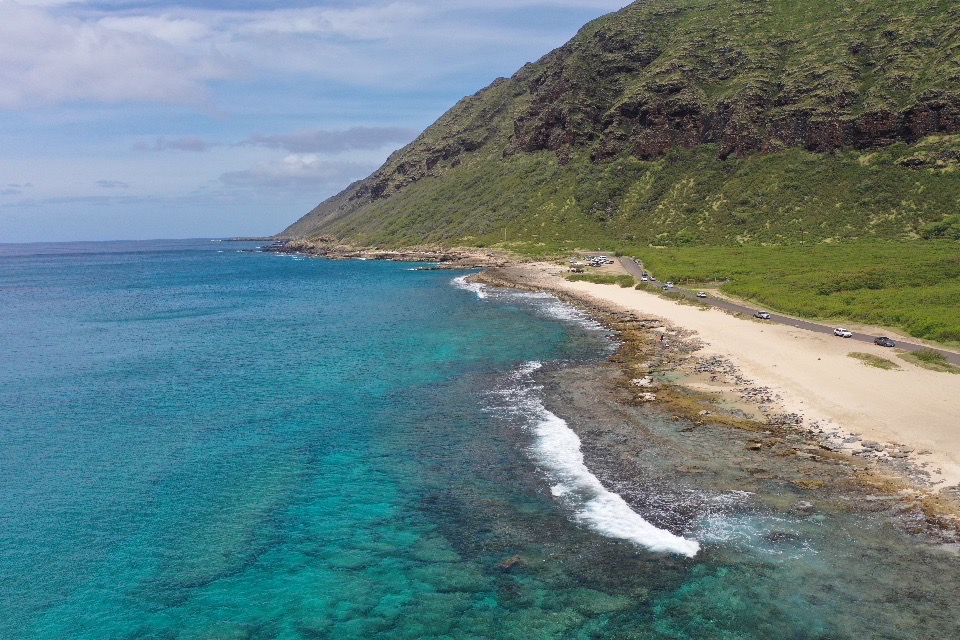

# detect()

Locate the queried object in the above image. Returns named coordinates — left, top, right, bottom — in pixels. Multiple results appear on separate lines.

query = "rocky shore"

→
left=267, top=238, right=510, bottom=269
left=474, top=263, right=960, bottom=546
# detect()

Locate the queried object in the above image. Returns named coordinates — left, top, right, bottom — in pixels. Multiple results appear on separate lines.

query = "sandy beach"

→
left=479, top=260, right=960, bottom=498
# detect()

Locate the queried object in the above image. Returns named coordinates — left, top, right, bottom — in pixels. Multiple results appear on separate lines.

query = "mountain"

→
left=282, top=0, right=960, bottom=249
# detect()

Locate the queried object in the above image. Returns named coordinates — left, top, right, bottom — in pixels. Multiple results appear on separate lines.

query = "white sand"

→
left=531, top=263, right=960, bottom=488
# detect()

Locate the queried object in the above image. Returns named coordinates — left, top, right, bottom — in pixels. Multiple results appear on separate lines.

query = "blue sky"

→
left=0, top=0, right=628, bottom=242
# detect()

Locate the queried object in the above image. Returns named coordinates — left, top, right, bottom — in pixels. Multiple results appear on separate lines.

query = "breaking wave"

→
left=493, top=362, right=700, bottom=557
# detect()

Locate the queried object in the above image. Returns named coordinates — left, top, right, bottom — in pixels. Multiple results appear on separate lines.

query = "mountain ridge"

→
left=283, top=0, right=960, bottom=249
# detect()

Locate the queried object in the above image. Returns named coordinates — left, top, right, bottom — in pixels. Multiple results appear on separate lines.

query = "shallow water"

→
left=1, top=240, right=958, bottom=639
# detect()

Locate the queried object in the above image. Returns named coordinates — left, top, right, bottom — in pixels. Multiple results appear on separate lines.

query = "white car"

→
left=696, top=291, right=707, bottom=298
left=834, top=328, right=852, bottom=338
left=665, top=282, right=674, bottom=288
left=641, top=276, right=649, bottom=281
left=753, top=311, right=771, bottom=320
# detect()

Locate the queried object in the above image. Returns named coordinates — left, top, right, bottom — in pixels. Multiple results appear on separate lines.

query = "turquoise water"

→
left=2, top=240, right=959, bottom=639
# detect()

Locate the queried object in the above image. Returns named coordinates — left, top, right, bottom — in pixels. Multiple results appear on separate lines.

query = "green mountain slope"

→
left=283, top=0, right=960, bottom=249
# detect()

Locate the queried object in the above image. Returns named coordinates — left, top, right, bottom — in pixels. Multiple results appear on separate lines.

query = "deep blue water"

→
left=2, top=240, right=959, bottom=640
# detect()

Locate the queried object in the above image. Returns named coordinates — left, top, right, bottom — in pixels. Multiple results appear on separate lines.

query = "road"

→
left=612, top=256, right=960, bottom=367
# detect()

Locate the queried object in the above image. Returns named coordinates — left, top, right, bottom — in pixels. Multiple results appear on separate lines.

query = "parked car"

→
left=753, top=311, right=771, bottom=320
left=874, top=336, right=896, bottom=347
left=696, top=291, right=707, bottom=298
left=834, top=328, right=853, bottom=338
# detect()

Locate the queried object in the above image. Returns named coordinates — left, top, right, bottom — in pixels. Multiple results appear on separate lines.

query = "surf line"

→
left=523, top=363, right=700, bottom=557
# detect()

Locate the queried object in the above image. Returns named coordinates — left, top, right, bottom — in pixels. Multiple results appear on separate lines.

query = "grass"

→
left=302, top=144, right=960, bottom=253
left=848, top=352, right=901, bottom=370
left=899, top=349, right=960, bottom=373
left=566, top=273, right=636, bottom=287
left=629, top=241, right=960, bottom=345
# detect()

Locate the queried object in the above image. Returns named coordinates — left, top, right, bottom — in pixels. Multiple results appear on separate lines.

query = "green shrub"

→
left=566, top=273, right=636, bottom=287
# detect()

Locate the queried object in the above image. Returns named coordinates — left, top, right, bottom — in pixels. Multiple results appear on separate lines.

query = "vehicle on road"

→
left=665, top=282, right=674, bottom=288
left=874, top=336, right=896, bottom=347
left=834, top=328, right=853, bottom=338
left=662, top=285, right=669, bottom=290
left=641, top=276, right=649, bottom=281
left=753, top=311, right=771, bottom=320
left=696, top=291, right=707, bottom=298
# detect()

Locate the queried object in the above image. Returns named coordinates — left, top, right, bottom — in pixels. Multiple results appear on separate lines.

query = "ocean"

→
left=1, top=239, right=958, bottom=639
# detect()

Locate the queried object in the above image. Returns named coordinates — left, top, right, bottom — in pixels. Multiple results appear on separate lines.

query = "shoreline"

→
left=268, top=238, right=511, bottom=268
left=472, top=260, right=960, bottom=539
left=272, top=240, right=960, bottom=537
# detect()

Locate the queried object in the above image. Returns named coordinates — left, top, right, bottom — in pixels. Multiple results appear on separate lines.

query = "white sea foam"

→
left=499, top=362, right=700, bottom=557
left=509, top=291, right=606, bottom=331
left=450, top=274, right=488, bottom=298
left=448, top=276, right=606, bottom=334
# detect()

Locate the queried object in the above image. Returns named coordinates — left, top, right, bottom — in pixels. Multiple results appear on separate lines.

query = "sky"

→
left=0, top=0, right=630, bottom=242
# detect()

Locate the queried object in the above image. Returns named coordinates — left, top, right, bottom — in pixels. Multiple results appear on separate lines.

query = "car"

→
left=834, top=328, right=852, bottom=338
left=640, top=276, right=649, bottom=281
left=662, top=285, right=669, bottom=290
left=665, top=282, right=674, bottom=288
left=753, top=311, right=771, bottom=320
left=874, top=336, right=896, bottom=347
left=696, top=291, right=707, bottom=298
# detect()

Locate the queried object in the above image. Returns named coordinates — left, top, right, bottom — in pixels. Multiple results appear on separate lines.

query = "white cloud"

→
left=0, top=1, right=631, bottom=109
left=94, top=179, right=130, bottom=189
left=220, top=154, right=372, bottom=189
left=133, top=136, right=213, bottom=152
left=0, top=2, right=236, bottom=108
left=235, top=3, right=427, bottom=40
left=97, top=15, right=211, bottom=45
left=243, top=127, right=417, bottom=153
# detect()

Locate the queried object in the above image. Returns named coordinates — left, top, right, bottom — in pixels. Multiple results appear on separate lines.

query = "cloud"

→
left=132, top=127, right=415, bottom=154
left=133, top=136, right=213, bottom=152
left=0, top=3, right=236, bottom=109
left=1, top=181, right=32, bottom=195
left=220, top=154, right=372, bottom=189
left=95, top=179, right=130, bottom=189
left=233, top=3, right=428, bottom=40
left=242, top=127, right=417, bottom=153
left=0, top=1, right=631, bottom=109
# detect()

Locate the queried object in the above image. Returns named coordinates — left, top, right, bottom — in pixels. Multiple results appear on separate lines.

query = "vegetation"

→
left=631, top=242, right=960, bottom=345
left=293, top=144, right=960, bottom=252
left=565, top=273, right=635, bottom=287
left=900, top=348, right=960, bottom=373
left=848, top=352, right=901, bottom=370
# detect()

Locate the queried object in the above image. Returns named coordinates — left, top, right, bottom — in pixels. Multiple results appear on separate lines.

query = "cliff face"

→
left=283, top=0, right=960, bottom=247
left=509, top=1, right=960, bottom=162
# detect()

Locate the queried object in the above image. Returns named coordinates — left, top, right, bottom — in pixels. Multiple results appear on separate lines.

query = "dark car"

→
left=874, top=337, right=896, bottom=347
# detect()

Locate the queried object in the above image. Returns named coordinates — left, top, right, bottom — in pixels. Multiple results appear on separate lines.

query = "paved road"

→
left=610, top=256, right=960, bottom=367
